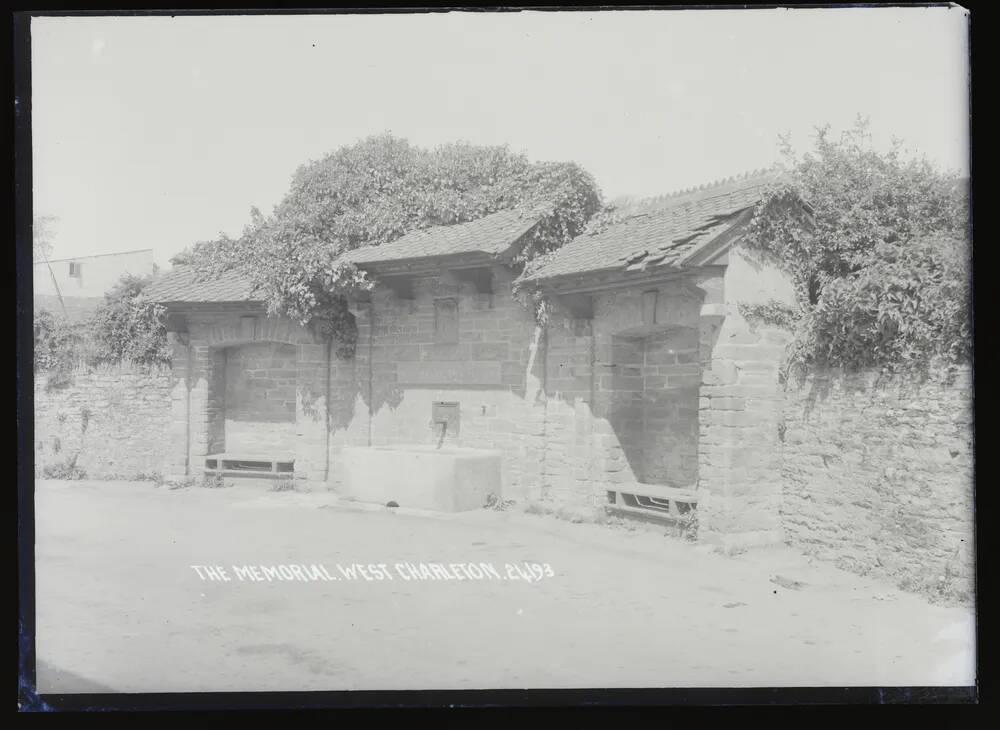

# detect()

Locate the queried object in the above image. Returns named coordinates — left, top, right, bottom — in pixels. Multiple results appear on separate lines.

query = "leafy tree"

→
left=33, top=214, right=58, bottom=261
left=90, top=273, right=171, bottom=366
left=174, top=134, right=603, bottom=356
left=35, top=272, right=170, bottom=389
left=33, top=214, right=71, bottom=318
left=742, top=117, right=970, bottom=372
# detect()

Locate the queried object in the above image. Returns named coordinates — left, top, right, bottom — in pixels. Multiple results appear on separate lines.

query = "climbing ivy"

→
left=737, top=300, right=800, bottom=330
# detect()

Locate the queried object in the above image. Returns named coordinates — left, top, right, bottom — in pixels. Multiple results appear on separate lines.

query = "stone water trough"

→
left=340, top=445, right=503, bottom=512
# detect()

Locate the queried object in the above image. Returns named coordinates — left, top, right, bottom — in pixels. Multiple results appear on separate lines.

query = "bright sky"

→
left=31, top=7, right=970, bottom=267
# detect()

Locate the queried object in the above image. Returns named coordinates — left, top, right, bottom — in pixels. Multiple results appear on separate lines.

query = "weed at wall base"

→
left=40, top=455, right=86, bottom=480
left=202, top=474, right=228, bottom=489
left=270, top=477, right=297, bottom=493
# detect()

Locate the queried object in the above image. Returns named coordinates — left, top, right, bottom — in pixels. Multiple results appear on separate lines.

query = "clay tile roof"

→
left=521, top=169, right=780, bottom=284
left=143, top=266, right=262, bottom=304
left=147, top=205, right=552, bottom=304
left=338, top=205, right=550, bottom=267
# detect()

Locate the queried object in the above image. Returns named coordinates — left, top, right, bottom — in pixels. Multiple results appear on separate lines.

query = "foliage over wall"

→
left=35, top=272, right=170, bottom=389
left=89, top=274, right=171, bottom=365
left=741, top=118, right=970, bottom=373
left=172, top=134, right=603, bottom=354
left=33, top=308, right=92, bottom=390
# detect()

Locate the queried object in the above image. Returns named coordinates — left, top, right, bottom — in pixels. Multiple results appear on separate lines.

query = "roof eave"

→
left=351, top=248, right=518, bottom=276
left=522, top=265, right=691, bottom=296
left=157, top=300, right=266, bottom=310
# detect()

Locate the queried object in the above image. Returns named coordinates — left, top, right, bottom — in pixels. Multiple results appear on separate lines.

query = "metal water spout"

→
left=431, top=401, right=459, bottom=449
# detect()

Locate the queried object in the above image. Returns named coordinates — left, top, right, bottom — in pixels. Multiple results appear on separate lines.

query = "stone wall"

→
left=780, top=366, right=975, bottom=601
left=34, top=363, right=173, bottom=479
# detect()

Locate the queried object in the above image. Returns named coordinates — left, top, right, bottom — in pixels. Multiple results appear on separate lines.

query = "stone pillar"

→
left=325, top=301, right=374, bottom=491
left=187, top=339, right=224, bottom=475
left=696, top=302, right=792, bottom=551
left=326, top=350, right=359, bottom=491
left=165, top=331, right=190, bottom=480
left=295, top=339, right=330, bottom=490
left=206, top=348, right=226, bottom=455
left=352, top=301, right=374, bottom=445
left=539, top=298, right=602, bottom=515
left=517, top=323, right=549, bottom=504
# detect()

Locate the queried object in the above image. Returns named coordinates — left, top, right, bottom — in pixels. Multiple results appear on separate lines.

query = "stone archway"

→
left=165, top=313, right=331, bottom=489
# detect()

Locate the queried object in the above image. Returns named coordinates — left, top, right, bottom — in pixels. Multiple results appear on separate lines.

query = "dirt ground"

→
left=32, top=479, right=975, bottom=693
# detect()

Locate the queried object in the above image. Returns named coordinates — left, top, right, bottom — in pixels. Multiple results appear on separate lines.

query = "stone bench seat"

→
left=606, top=481, right=698, bottom=519
left=204, top=453, right=295, bottom=478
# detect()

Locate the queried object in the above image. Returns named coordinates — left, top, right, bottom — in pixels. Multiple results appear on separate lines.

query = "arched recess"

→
left=203, top=315, right=317, bottom=349
left=605, top=322, right=701, bottom=489
left=199, top=315, right=326, bottom=467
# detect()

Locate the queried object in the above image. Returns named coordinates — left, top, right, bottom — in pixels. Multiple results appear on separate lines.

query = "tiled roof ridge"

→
left=520, top=168, right=788, bottom=284
left=423, top=201, right=551, bottom=227
left=617, top=167, right=780, bottom=214
left=337, top=203, right=551, bottom=267
left=143, top=262, right=261, bottom=303
left=348, top=202, right=549, bottom=248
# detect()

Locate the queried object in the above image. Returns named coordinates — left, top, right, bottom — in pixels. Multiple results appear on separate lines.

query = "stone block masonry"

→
left=34, top=363, right=173, bottom=479
left=780, top=366, right=975, bottom=602
left=336, top=266, right=545, bottom=502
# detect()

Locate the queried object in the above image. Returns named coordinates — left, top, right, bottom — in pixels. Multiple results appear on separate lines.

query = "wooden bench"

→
left=204, top=453, right=295, bottom=479
left=605, top=482, right=698, bottom=519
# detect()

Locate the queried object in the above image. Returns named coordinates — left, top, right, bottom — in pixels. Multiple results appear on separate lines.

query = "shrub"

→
left=201, top=474, right=228, bottom=489
left=675, top=507, right=699, bottom=542
left=135, top=471, right=165, bottom=487
left=803, top=235, right=970, bottom=370
left=33, top=309, right=89, bottom=390
left=35, top=271, right=170, bottom=381
left=168, top=476, right=197, bottom=490
left=741, top=118, right=970, bottom=373
left=89, top=273, right=170, bottom=366
left=270, top=477, right=297, bottom=492
left=484, top=493, right=515, bottom=511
